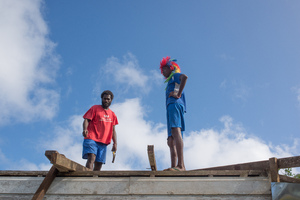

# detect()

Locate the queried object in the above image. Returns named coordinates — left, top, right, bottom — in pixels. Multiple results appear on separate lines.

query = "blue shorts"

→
left=82, top=139, right=107, bottom=164
left=167, top=103, right=185, bottom=138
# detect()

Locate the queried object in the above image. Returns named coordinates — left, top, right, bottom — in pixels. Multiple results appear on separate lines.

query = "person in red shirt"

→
left=82, top=90, right=118, bottom=171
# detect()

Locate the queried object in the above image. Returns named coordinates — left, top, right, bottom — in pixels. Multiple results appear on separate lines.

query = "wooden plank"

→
left=147, top=145, right=157, bottom=171
left=45, top=150, right=91, bottom=172
left=32, top=165, right=58, bottom=200
left=58, top=170, right=267, bottom=177
left=192, top=156, right=300, bottom=171
left=0, top=170, right=267, bottom=178
left=269, top=157, right=280, bottom=182
left=279, top=174, right=300, bottom=183
left=45, top=150, right=57, bottom=161
left=0, top=171, right=48, bottom=177
left=192, top=160, right=269, bottom=171
left=277, top=155, right=300, bottom=168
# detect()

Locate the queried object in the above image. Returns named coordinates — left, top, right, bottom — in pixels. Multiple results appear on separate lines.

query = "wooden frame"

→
left=32, top=150, right=91, bottom=200
left=193, top=155, right=300, bottom=183
left=29, top=149, right=300, bottom=200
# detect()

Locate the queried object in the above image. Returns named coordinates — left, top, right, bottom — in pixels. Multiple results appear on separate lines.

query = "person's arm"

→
left=82, top=118, right=90, bottom=137
left=169, top=74, right=188, bottom=99
left=111, top=125, right=117, bottom=152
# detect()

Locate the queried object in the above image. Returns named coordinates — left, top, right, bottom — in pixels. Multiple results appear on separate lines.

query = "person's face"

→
left=162, top=66, right=172, bottom=78
left=102, top=94, right=112, bottom=109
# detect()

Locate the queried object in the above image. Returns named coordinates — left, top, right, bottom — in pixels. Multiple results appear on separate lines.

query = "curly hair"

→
left=101, top=90, right=114, bottom=100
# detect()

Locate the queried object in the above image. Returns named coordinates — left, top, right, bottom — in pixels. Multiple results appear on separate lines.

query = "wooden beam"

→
left=58, top=169, right=267, bottom=177
left=0, top=171, right=48, bottom=177
left=45, top=150, right=91, bottom=172
left=279, top=175, right=300, bottom=183
left=192, top=155, right=300, bottom=171
left=147, top=145, right=157, bottom=171
left=32, top=165, right=58, bottom=200
left=192, top=160, right=269, bottom=171
left=277, top=155, right=300, bottom=169
left=269, top=157, right=280, bottom=182
left=0, top=169, right=267, bottom=177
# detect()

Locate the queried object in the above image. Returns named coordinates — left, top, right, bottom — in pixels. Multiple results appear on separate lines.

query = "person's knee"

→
left=171, top=127, right=182, bottom=139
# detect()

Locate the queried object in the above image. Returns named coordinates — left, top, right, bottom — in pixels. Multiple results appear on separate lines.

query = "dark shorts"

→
left=167, top=103, right=185, bottom=138
left=82, top=139, right=107, bottom=164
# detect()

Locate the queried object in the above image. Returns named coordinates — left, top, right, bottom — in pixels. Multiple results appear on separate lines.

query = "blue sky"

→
left=1, top=0, right=300, bottom=172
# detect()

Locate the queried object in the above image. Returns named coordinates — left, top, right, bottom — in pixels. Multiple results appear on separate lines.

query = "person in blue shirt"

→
left=160, top=56, right=188, bottom=171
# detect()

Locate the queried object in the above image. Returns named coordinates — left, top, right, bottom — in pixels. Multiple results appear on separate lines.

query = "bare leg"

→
left=171, top=127, right=185, bottom=171
left=86, top=153, right=96, bottom=170
left=167, top=136, right=177, bottom=168
left=94, top=162, right=103, bottom=171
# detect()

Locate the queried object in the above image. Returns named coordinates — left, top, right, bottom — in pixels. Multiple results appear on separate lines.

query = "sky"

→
left=0, top=0, right=300, bottom=173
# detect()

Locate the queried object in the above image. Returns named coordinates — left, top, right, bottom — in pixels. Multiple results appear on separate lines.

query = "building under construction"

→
left=0, top=146, right=300, bottom=199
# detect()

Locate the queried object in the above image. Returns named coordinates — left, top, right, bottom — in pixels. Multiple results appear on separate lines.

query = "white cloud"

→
left=185, top=116, right=295, bottom=169
left=41, top=115, right=85, bottom=166
left=100, top=53, right=161, bottom=95
left=105, top=53, right=148, bottom=88
left=0, top=0, right=60, bottom=125
left=36, top=98, right=298, bottom=171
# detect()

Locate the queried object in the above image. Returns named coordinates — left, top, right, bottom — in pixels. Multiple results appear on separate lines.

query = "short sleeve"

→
left=83, top=106, right=95, bottom=120
left=173, top=73, right=182, bottom=84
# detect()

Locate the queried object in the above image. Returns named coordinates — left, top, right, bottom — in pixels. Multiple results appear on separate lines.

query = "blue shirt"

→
left=166, top=73, right=186, bottom=112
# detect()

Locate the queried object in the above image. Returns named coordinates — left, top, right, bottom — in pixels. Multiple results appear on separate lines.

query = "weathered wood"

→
left=45, top=150, right=58, bottom=161
left=193, top=155, right=300, bottom=171
left=31, top=165, right=58, bottom=200
left=45, top=150, right=91, bottom=172
left=277, top=155, right=300, bottom=168
left=279, top=174, right=300, bottom=183
left=193, top=160, right=269, bottom=171
left=0, top=171, right=48, bottom=177
left=0, top=169, right=267, bottom=177
left=269, top=157, right=280, bottom=182
left=147, top=145, right=157, bottom=171
left=58, top=170, right=267, bottom=177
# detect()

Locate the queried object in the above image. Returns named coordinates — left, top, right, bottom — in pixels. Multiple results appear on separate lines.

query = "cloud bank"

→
left=0, top=0, right=60, bottom=125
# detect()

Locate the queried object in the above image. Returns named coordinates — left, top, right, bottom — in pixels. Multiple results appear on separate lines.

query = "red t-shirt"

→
left=83, top=105, right=118, bottom=144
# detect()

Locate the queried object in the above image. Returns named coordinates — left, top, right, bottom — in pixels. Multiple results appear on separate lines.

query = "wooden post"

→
left=269, top=157, right=280, bottom=182
left=147, top=145, right=157, bottom=171
left=32, top=165, right=58, bottom=200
